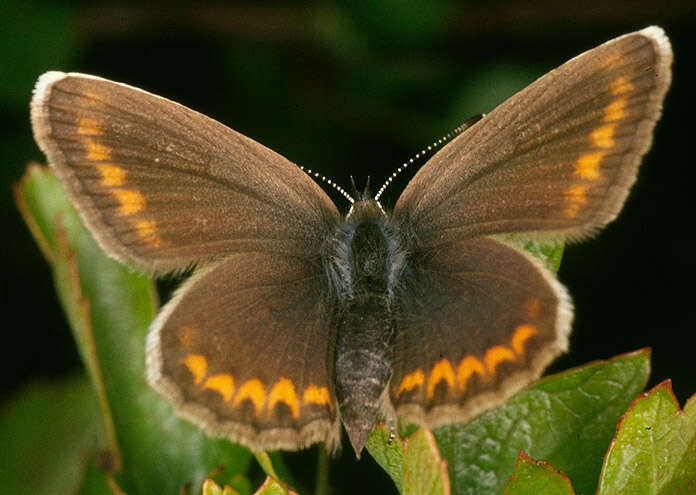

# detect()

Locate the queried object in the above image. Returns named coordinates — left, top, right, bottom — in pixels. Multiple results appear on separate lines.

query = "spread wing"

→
left=31, top=72, right=340, bottom=272
left=393, top=27, right=671, bottom=246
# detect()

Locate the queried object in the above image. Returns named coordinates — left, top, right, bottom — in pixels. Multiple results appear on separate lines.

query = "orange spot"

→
left=234, top=379, right=266, bottom=414
left=176, top=325, right=196, bottom=346
left=563, top=203, right=581, bottom=218
left=303, top=385, right=333, bottom=410
left=83, top=88, right=105, bottom=104
left=427, top=359, right=455, bottom=398
left=590, top=124, right=616, bottom=148
left=574, top=152, right=604, bottom=180
left=96, top=164, right=126, bottom=187
left=132, top=219, right=162, bottom=248
left=85, top=139, right=111, bottom=161
left=511, top=324, right=539, bottom=355
left=564, top=183, right=589, bottom=204
left=76, top=116, right=103, bottom=136
left=182, top=354, right=207, bottom=384
left=524, top=297, right=541, bottom=319
left=397, top=369, right=425, bottom=396
left=562, top=182, right=584, bottom=217
left=603, top=97, right=628, bottom=122
left=113, top=189, right=145, bottom=215
left=204, top=374, right=235, bottom=401
left=601, top=51, right=623, bottom=69
left=457, top=356, right=485, bottom=392
left=611, top=76, right=634, bottom=95
left=268, top=378, right=300, bottom=419
left=484, top=346, right=516, bottom=374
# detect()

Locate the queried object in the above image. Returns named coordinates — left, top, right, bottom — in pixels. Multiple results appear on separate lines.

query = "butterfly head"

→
left=346, top=176, right=388, bottom=220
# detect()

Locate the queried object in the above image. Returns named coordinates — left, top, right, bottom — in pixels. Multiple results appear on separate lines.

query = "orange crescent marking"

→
left=132, top=219, right=163, bottom=248
left=85, top=139, right=111, bottom=161
left=484, top=346, right=516, bottom=374
left=234, top=379, right=266, bottom=414
left=182, top=354, right=207, bottom=384
left=563, top=203, right=581, bottom=218
left=524, top=297, right=542, bottom=319
left=511, top=324, right=539, bottom=355
left=76, top=116, right=103, bottom=136
left=203, top=374, right=235, bottom=401
left=427, top=359, right=455, bottom=399
left=600, top=51, right=623, bottom=70
left=457, top=356, right=486, bottom=392
left=590, top=124, right=616, bottom=149
left=268, top=377, right=300, bottom=419
left=563, top=183, right=590, bottom=218
left=574, top=152, right=604, bottom=180
left=397, top=369, right=425, bottom=396
left=564, top=183, right=589, bottom=203
left=611, top=75, right=634, bottom=95
left=83, top=89, right=105, bottom=104
left=603, top=97, right=628, bottom=122
left=303, top=385, right=333, bottom=411
left=176, top=325, right=196, bottom=347
left=113, top=189, right=145, bottom=215
left=96, top=164, right=126, bottom=187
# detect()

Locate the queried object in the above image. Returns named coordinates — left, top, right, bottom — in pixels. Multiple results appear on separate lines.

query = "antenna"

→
left=300, top=166, right=355, bottom=204
left=374, top=115, right=485, bottom=202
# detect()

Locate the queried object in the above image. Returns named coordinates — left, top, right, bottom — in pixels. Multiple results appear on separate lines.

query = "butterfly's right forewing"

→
left=393, top=27, right=672, bottom=245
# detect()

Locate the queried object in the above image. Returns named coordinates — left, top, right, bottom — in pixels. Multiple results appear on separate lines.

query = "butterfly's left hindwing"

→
left=147, top=252, right=341, bottom=451
left=390, top=238, right=571, bottom=426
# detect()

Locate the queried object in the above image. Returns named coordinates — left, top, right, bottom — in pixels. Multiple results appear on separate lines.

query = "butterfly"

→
left=30, top=26, right=672, bottom=457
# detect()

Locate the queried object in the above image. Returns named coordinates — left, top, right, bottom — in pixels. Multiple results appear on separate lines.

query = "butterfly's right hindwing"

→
left=147, top=252, right=342, bottom=452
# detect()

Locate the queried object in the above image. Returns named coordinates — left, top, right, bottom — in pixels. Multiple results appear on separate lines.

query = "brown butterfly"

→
left=30, top=27, right=672, bottom=457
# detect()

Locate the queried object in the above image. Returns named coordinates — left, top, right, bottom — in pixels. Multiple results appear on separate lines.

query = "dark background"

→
left=2, top=0, right=695, bottom=491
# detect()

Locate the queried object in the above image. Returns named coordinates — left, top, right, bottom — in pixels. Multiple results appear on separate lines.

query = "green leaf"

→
left=254, top=476, right=298, bottom=495
left=254, top=451, right=280, bottom=478
left=403, top=428, right=450, bottom=495
left=367, top=424, right=451, bottom=494
left=203, top=478, right=241, bottom=495
left=366, top=422, right=404, bottom=491
left=16, top=163, right=122, bottom=465
left=496, top=234, right=565, bottom=274
left=0, top=375, right=103, bottom=495
left=504, top=451, right=574, bottom=495
left=16, top=165, right=252, bottom=493
left=253, top=450, right=299, bottom=491
left=433, top=349, right=650, bottom=495
left=597, top=380, right=696, bottom=495
left=78, top=457, right=118, bottom=495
